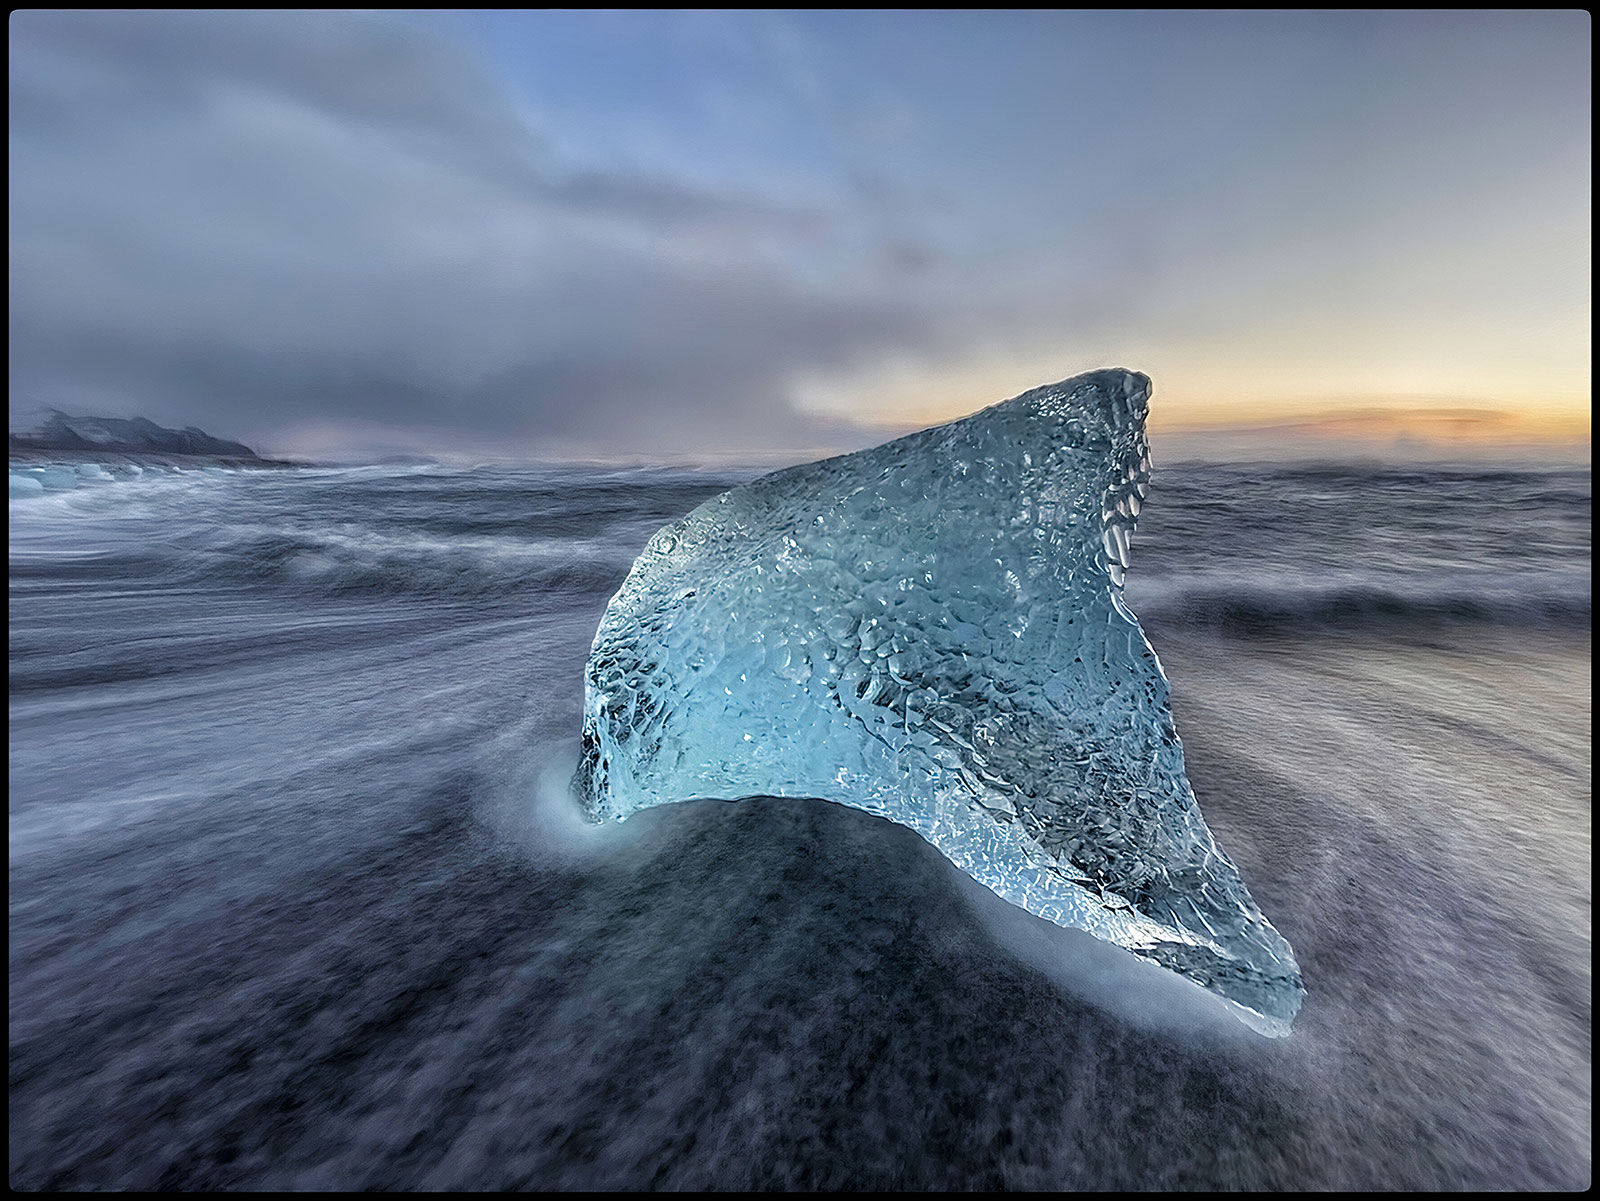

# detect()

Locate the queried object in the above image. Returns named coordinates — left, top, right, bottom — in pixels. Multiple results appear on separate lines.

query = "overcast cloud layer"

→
left=10, top=10, right=939, bottom=458
left=9, top=10, right=1589, bottom=461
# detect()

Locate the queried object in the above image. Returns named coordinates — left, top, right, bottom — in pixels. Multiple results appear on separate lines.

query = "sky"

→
left=8, top=9, right=1591, bottom=463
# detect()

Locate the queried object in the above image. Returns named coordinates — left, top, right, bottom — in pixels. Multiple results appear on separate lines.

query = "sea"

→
left=8, top=456, right=1592, bottom=1189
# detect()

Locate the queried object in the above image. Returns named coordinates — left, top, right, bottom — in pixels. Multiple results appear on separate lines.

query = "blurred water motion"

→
left=8, top=460, right=1591, bottom=1188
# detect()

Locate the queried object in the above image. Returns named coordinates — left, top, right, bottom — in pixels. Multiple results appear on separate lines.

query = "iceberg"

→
left=574, top=368, right=1304, bottom=1034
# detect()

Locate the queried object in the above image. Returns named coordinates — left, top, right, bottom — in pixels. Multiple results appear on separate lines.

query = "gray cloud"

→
left=14, top=10, right=1585, bottom=459
left=8, top=9, right=931, bottom=458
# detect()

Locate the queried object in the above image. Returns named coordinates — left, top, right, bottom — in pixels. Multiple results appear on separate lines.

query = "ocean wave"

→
left=246, top=530, right=636, bottom=600
left=10, top=461, right=1590, bottom=624
left=1126, top=575, right=1591, bottom=634
left=6, top=467, right=668, bottom=602
left=70, top=522, right=638, bottom=602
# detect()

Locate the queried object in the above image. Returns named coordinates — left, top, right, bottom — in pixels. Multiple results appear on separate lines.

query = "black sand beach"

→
left=8, top=463, right=1591, bottom=1189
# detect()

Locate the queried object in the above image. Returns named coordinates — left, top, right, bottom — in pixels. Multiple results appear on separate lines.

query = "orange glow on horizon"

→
left=1146, top=400, right=1592, bottom=445
left=793, top=348, right=1591, bottom=454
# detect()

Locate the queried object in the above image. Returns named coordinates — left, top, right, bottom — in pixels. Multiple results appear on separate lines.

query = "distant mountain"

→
left=10, top=411, right=266, bottom=461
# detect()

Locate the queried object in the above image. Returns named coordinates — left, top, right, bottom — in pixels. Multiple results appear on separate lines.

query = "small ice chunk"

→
left=32, top=466, right=80, bottom=491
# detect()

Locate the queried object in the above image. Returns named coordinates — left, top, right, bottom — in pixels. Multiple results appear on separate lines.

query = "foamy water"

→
left=9, top=460, right=1591, bottom=1188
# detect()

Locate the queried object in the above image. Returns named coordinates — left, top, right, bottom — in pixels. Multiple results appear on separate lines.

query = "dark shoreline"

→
left=9, top=625, right=1588, bottom=1189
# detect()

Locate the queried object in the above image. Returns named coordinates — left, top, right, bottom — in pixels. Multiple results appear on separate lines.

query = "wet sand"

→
left=9, top=627, right=1590, bottom=1189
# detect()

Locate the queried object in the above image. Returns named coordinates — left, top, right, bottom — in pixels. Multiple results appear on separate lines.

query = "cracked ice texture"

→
left=575, top=369, right=1304, bottom=1034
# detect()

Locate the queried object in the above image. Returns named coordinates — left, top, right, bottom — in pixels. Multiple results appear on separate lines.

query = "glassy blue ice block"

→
left=575, top=369, right=1304, bottom=1034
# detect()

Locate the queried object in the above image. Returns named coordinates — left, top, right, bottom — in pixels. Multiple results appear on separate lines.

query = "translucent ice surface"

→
left=575, top=369, right=1304, bottom=1034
